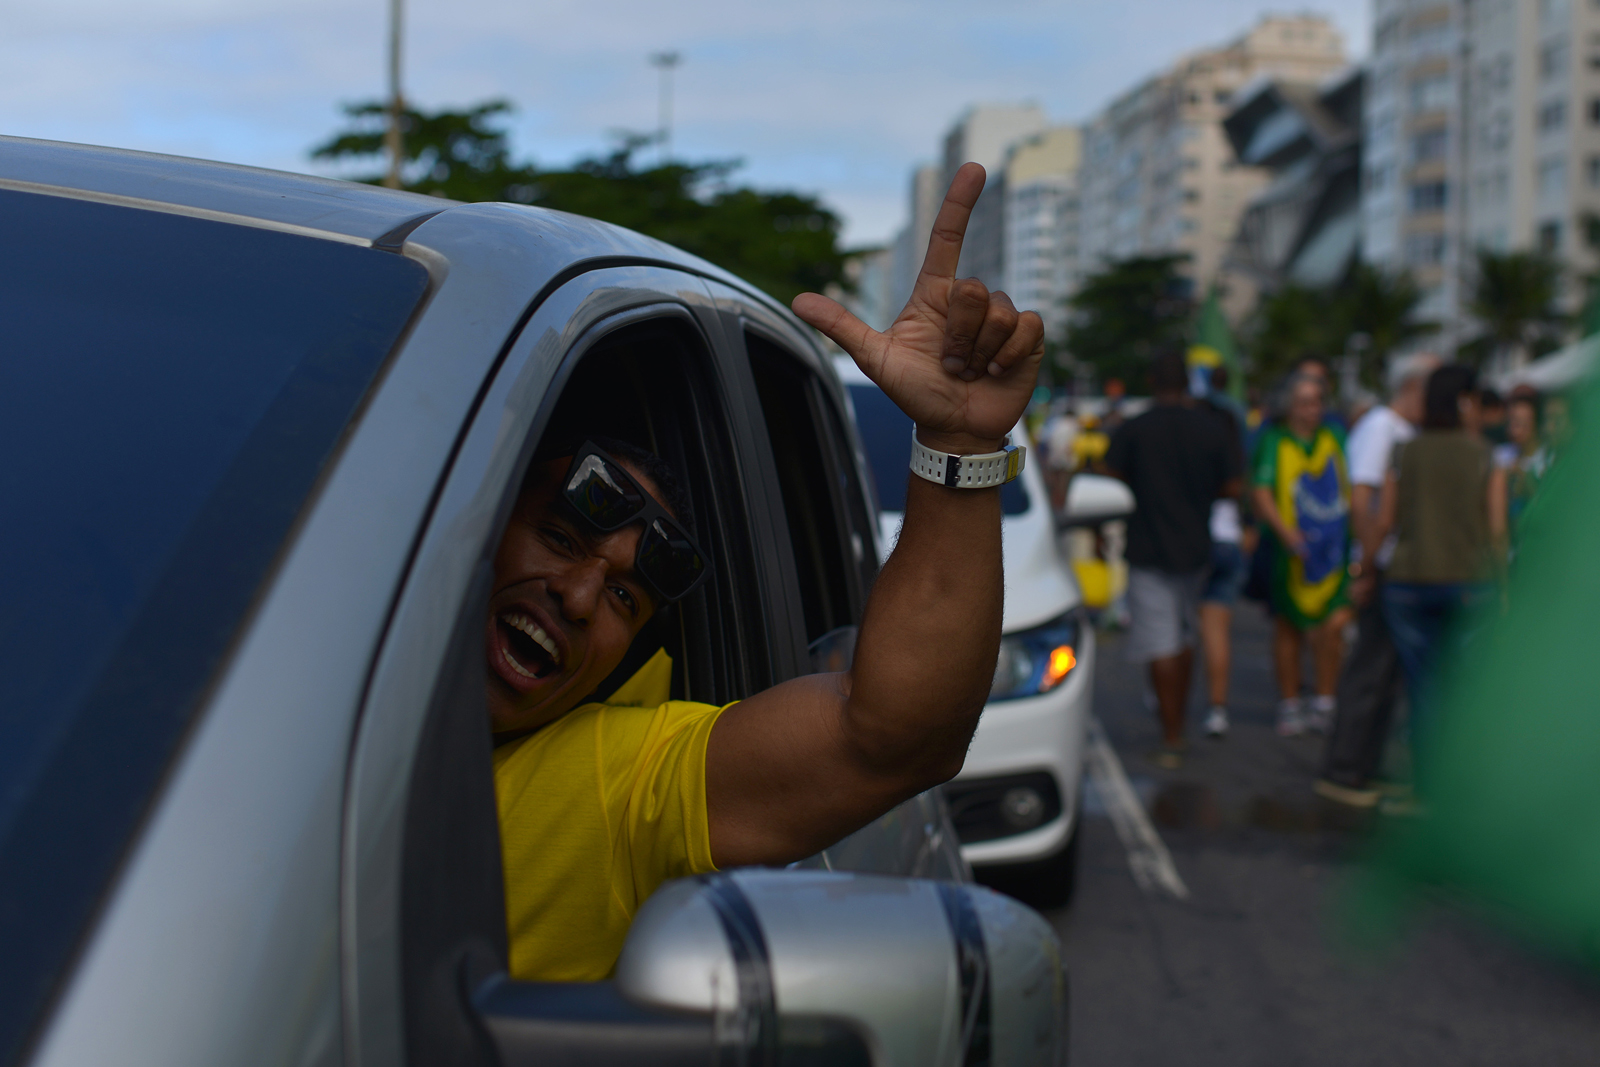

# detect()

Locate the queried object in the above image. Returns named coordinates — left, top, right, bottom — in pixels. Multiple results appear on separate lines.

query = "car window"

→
left=746, top=333, right=875, bottom=654
left=847, top=382, right=1030, bottom=516
left=0, top=189, right=428, bottom=1061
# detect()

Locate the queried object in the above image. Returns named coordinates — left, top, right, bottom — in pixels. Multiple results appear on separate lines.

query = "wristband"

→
left=910, top=430, right=1025, bottom=488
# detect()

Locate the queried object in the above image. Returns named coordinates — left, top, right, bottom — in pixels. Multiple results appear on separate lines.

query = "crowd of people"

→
left=1043, top=346, right=1567, bottom=804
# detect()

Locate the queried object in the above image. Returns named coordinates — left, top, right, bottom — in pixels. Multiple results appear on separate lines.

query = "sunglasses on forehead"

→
left=557, top=440, right=709, bottom=604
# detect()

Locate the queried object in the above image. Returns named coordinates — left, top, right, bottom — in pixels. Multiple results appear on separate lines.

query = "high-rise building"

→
left=941, top=104, right=1049, bottom=289
left=1363, top=0, right=1467, bottom=335
left=1075, top=15, right=1348, bottom=314
left=888, top=164, right=944, bottom=314
left=1002, top=127, right=1083, bottom=341
left=1462, top=0, right=1600, bottom=306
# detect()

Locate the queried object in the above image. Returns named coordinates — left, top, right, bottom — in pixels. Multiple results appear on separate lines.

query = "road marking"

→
left=1083, top=716, right=1190, bottom=901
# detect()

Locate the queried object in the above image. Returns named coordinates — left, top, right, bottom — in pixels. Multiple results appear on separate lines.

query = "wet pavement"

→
left=1027, top=603, right=1600, bottom=1066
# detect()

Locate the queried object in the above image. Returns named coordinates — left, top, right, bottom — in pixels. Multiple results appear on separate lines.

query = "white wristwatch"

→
left=909, top=429, right=1026, bottom=488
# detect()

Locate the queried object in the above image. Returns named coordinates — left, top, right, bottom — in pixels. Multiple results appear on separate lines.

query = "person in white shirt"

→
left=1314, top=352, right=1439, bottom=807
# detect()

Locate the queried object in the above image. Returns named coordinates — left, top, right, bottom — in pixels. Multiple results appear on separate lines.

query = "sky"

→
left=1, top=0, right=1369, bottom=247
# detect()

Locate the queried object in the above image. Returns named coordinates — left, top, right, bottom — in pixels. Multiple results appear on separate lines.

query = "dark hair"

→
left=1149, top=350, right=1190, bottom=394
left=532, top=435, right=696, bottom=533
left=1479, top=388, right=1505, bottom=411
left=1422, top=363, right=1477, bottom=430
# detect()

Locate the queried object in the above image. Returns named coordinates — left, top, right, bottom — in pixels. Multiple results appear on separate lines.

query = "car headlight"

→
left=990, top=611, right=1080, bottom=701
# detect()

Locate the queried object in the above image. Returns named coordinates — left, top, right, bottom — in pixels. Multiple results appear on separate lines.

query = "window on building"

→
left=1404, top=232, right=1447, bottom=266
left=1541, top=39, right=1571, bottom=79
left=1213, top=89, right=1231, bottom=105
left=1410, top=181, right=1449, bottom=212
left=1589, top=155, right=1600, bottom=187
left=1410, top=75, right=1453, bottom=112
left=1539, top=156, right=1568, bottom=197
left=1183, top=188, right=1200, bottom=203
left=1591, top=97, right=1600, bottom=124
left=1539, top=99, right=1569, bottom=131
left=1366, top=163, right=1393, bottom=192
left=1412, top=128, right=1449, bottom=161
left=1539, top=220, right=1563, bottom=252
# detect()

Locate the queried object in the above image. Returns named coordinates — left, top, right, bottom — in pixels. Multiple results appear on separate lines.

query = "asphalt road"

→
left=1025, top=603, right=1600, bottom=1066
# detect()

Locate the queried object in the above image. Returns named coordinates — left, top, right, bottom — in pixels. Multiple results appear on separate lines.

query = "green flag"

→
left=1357, top=379, right=1600, bottom=969
left=1187, top=290, right=1244, bottom=403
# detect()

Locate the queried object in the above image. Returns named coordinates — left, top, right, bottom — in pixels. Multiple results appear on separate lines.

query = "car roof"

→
left=0, top=135, right=793, bottom=319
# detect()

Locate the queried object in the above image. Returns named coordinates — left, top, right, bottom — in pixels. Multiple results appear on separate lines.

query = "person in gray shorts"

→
left=1105, top=350, right=1241, bottom=767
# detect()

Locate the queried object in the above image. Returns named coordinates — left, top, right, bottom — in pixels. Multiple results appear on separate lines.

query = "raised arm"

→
left=704, top=164, right=1044, bottom=867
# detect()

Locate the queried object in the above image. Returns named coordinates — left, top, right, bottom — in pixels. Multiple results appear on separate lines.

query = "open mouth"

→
left=497, top=610, right=563, bottom=681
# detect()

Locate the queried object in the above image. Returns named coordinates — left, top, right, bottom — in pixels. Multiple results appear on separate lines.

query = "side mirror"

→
left=476, top=870, right=1067, bottom=1067
left=1061, top=473, right=1134, bottom=527
left=618, top=870, right=1066, bottom=1066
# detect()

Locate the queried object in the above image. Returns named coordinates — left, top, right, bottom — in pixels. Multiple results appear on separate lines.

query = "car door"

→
left=341, top=259, right=801, bottom=1067
left=702, top=283, right=969, bottom=883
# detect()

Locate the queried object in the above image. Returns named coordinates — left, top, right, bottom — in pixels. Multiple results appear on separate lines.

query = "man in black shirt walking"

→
left=1105, top=350, right=1241, bottom=766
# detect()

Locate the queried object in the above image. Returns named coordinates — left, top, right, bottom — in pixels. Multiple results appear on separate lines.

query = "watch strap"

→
left=910, top=430, right=1026, bottom=488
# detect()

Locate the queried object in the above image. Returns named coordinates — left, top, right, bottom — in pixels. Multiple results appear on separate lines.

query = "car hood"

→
left=877, top=453, right=1080, bottom=634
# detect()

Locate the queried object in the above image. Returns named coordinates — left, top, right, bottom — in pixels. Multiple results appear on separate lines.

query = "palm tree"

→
left=1467, top=249, right=1566, bottom=374
left=1338, top=263, right=1434, bottom=388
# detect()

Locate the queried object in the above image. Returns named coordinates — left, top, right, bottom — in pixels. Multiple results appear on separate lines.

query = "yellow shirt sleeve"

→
left=494, top=668, right=732, bottom=981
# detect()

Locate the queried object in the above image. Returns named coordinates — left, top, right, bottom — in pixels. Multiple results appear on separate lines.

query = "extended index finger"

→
left=915, top=162, right=986, bottom=291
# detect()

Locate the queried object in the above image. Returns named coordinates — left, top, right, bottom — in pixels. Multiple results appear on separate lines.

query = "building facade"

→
left=1074, top=14, right=1349, bottom=316
left=1224, top=69, right=1365, bottom=292
left=940, top=104, right=1048, bottom=290
left=1363, top=0, right=1467, bottom=333
left=888, top=163, right=945, bottom=315
left=1462, top=0, right=1600, bottom=288
left=1002, top=127, right=1083, bottom=340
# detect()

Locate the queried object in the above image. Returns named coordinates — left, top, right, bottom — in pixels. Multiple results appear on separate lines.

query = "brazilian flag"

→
left=1358, top=380, right=1600, bottom=969
left=1253, top=423, right=1350, bottom=628
left=1187, top=290, right=1245, bottom=403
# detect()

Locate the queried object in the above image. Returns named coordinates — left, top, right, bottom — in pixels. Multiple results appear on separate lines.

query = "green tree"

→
left=1245, top=264, right=1431, bottom=391
left=1467, top=248, right=1566, bottom=370
left=312, top=100, right=846, bottom=306
left=1063, top=254, right=1193, bottom=390
left=1247, top=284, right=1338, bottom=386
left=1338, top=263, right=1434, bottom=388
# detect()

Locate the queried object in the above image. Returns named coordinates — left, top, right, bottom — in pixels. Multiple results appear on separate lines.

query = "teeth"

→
left=501, top=611, right=562, bottom=665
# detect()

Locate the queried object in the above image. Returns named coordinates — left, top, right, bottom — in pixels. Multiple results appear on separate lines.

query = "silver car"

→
left=0, top=137, right=1065, bottom=1066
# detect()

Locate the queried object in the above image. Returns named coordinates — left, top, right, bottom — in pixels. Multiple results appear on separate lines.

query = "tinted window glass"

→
left=0, top=188, right=429, bottom=1061
left=847, top=384, right=1029, bottom=515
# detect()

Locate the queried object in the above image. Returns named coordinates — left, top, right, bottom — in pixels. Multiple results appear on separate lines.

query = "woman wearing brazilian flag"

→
left=1251, top=372, right=1353, bottom=737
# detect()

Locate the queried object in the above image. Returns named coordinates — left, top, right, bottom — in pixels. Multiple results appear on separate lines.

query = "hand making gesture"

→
left=792, top=162, right=1045, bottom=455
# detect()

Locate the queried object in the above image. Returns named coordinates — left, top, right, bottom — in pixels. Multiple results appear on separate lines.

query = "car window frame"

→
left=341, top=266, right=773, bottom=1067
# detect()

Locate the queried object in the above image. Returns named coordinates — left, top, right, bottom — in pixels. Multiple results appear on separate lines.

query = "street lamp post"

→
left=384, top=0, right=405, bottom=189
left=649, top=51, right=681, bottom=163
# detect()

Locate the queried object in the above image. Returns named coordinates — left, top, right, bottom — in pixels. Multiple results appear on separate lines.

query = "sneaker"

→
left=1307, top=695, right=1336, bottom=735
left=1275, top=698, right=1305, bottom=737
left=1204, top=705, right=1229, bottom=738
left=1314, top=778, right=1380, bottom=808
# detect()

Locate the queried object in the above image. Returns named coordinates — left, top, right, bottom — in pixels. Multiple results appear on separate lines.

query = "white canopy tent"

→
left=1491, top=333, right=1600, bottom=394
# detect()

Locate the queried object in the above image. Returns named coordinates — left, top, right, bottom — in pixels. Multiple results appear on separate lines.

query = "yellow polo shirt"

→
left=492, top=650, right=731, bottom=981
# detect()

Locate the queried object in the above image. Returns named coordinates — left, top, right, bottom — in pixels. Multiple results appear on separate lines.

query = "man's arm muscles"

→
left=704, top=163, right=1039, bottom=869
left=705, top=471, right=1003, bottom=866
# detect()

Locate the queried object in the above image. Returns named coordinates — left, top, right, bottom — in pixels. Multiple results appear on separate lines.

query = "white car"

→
left=834, top=357, right=1100, bottom=904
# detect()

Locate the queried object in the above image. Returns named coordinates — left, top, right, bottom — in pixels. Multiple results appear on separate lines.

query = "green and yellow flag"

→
left=1187, top=290, right=1244, bottom=403
left=1356, top=380, right=1600, bottom=970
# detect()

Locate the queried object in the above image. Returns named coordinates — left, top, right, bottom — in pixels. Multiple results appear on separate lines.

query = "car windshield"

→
left=0, top=188, right=429, bottom=1057
left=847, top=383, right=1029, bottom=515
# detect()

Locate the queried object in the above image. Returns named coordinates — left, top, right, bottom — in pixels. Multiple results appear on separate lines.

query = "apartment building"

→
left=1363, top=0, right=1467, bottom=332
left=1075, top=15, right=1349, bottom=315
left=1002, top=127, right=1083, bottom=340
left=941, top=104, right=1049, bottom=289
left=1463, top=0, right=1600, bottom=281
left=887, top=163, right=945, bottom=315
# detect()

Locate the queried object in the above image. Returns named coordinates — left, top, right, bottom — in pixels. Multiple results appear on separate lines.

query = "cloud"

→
left=1, top=0, right=1368, bottom=244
